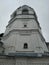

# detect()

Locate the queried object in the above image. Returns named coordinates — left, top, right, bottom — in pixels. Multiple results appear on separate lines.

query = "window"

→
left=24, top=43, right=28, bottom=49
left=24, top=24, right=27, bottom=27
left=22, top=9, right=28, bottom=14
left=13, top=12, right=16, bottom=17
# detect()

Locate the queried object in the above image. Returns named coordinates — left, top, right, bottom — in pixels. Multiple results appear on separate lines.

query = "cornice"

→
left=3, top=29, right=39, bottom=36
left=2, top=29, right=45, bottom=42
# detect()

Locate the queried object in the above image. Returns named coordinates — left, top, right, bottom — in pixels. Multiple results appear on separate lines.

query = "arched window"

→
left=22, top=9, right=28, bottom=14
left=24, top=43, right=28, bottom=49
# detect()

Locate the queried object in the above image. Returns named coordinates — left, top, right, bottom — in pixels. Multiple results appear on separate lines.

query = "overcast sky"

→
left=0, top=0, right=49, bottom=42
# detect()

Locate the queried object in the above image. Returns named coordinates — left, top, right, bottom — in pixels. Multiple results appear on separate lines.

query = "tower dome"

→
left=11, top=5, right=37, bottom=18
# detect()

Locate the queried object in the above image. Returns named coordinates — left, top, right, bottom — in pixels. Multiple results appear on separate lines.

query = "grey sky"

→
left=0, top=0, right=49, bottom=42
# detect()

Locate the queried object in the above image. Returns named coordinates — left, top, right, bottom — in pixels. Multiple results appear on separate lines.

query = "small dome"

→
left=11, top=5, right=37, bottom=20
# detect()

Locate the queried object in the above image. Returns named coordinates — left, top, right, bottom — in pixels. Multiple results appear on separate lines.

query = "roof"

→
left=17, top=5, right=35, bottom=11
left=12, top=5, right=35, bottom=13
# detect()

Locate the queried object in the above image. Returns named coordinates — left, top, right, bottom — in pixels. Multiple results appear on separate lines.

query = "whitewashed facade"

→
left=0, top=5, right=49, bottom=65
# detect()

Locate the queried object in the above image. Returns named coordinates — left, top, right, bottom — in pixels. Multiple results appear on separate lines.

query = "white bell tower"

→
left=2, top=5, right=48, bottom=54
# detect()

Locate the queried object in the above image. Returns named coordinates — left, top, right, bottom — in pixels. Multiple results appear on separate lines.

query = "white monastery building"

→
left=0, top=5, right=49, bottom=65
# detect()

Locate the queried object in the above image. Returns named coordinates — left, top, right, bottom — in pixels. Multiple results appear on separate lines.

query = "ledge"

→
left=0, top=53, right=49, bottom=58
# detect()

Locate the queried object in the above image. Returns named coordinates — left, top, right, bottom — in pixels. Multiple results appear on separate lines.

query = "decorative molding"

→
left=2, top=29, right=45, bottom=43
left=3, top=29, right=38, bottom=36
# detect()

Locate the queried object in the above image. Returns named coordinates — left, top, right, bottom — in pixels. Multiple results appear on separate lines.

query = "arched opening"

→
left=24, top=43, right=28, bottom=49
left=22, top=9, right=28, bottom=14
